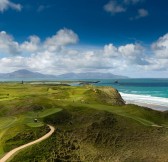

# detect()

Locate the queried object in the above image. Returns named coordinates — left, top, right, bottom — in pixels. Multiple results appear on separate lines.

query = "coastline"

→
left=120, top=92, right=168, bottom=112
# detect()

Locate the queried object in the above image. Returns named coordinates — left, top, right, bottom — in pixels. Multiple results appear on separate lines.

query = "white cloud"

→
left=21, top=36, right=40, bottom=53
left=0, top=29, right=81, bottom=74
left=104, top=0, right=148, bottom=21
left=44, top=29, right=79, bottom=52
left=1, top=29, right=168, bottom=77
left=141, top=33, right=168, bottom=71
left=0, top=0, right=22, bottom=12
left=104, top=44, right=118, bottom=57
left=137, top=9, right=148, bottom=17
left=118, top=44, right=142, bottom=57
left=118, top=44, right=148, bottom=65
left=0, top=31, right=20, bottom=55
left=104, top=0, right=126, bottom=14
left=0, top=28, right=78, bottom=55
left=103, top=43, right=146, bottom=65
left=152, top=33, right=168, bottom=59
left=130, top=8, right=149, bottom=20
left=0, top=30, right=154, bottom=75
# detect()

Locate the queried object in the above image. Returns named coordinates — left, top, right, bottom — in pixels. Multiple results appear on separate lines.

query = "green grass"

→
left=65, top=100, right=168, bottom=127
left=38, top=108, right=62, bottom=118
left=10, top=106, right=168, bottom=162
left=0, top=83, right=168, bottom=161
left=26, top=122, right=44, bottom=127
left=0, top=83, right=63, bottom=158
left=0, top=117, right=17, bottom=129
left=24, top=107, right=62, bottom=118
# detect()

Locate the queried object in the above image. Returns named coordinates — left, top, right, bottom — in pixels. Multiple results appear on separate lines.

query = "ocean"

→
left=96, top=79, right=168, bottom=111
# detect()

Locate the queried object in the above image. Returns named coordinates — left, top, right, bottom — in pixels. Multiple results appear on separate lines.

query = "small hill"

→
left=84, top=87, right=125, bottom=105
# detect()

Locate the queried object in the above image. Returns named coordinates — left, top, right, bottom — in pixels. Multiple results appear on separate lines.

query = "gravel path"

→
left=0, top=125, right=55, bottom=162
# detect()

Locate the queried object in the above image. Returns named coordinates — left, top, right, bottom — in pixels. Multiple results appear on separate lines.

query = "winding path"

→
left=0, top=125, right=55, bottom=162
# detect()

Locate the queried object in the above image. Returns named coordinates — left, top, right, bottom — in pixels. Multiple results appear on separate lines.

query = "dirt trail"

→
left=0, top=125, right=55, bottom=162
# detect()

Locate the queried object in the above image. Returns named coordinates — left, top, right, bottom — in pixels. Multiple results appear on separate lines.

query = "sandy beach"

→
left=125, top=100, right=168, bottom=112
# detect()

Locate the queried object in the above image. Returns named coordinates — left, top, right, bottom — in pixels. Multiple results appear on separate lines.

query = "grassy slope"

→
left=11, top=107, right=168, bottom=162
left=0, top=83, right=168, bottom=161
left=0, top=83, right=62, bottom=158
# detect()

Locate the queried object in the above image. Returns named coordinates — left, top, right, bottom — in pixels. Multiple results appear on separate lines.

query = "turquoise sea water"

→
left=97, top=79, right=168, bottom=98
left=96, top=79, right=168, bottom=111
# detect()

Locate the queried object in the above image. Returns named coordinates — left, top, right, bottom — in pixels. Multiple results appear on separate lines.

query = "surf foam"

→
left=120, top=92, right=168, bottom=111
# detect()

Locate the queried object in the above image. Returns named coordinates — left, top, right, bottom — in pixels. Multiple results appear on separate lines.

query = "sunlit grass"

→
left=0, top=83, right=168, bottom=161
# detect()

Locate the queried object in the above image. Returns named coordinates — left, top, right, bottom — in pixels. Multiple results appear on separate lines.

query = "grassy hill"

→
left=0, top=83, right=168, bottom=161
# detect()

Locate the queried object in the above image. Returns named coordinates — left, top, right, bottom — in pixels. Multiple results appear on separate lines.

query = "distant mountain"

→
left=57, top=72, right=128, bottom=79
left=0, top=69, right=56, bottom=79
left=0, top=69, right=128, bottom=80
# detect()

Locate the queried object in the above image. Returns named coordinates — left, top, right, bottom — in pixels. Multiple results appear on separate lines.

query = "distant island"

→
left=0, top=69, right=128, bottom=80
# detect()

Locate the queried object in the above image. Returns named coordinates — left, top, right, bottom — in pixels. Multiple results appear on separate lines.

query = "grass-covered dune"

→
left=0, top=83, right=168, bottom=161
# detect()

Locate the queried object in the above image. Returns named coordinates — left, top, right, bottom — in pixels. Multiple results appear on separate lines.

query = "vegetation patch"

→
left=3, top=125, right=50, bottom=153
left=0, top=83, right=168, bottom=161
left=11, top=107, right=168, bottom=162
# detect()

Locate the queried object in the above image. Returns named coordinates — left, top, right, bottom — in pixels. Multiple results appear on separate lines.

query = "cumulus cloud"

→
left=152, top=33, right=168, bottom=59
left=104, top=0, right=126, bottom=14
left=142, top=33, right=168, bottom=71
left=0, top=31, right=143, bottom=74
left=0, top=28, right=78, bottom=55
left=0, top=28, right=80, bottom=73
left=0, top=31, right=20, bottom=55
left=0, top=0, right=22, bottom=12
left=104, top=44, right=118, bottom=57
left=0, top=29, right=168, bottom=76
left=44, top=29, right=79, bottom=52
left=103, top=43, right=147, bottom=65
left=118, top=44, right=149, bottom=65
left=21, top=36, right=41, bottom=53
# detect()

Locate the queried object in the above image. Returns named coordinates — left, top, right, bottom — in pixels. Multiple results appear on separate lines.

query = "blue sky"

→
left=1, top=0, right=168, bottom=45
left=0, top=0, right=168, bottom=77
